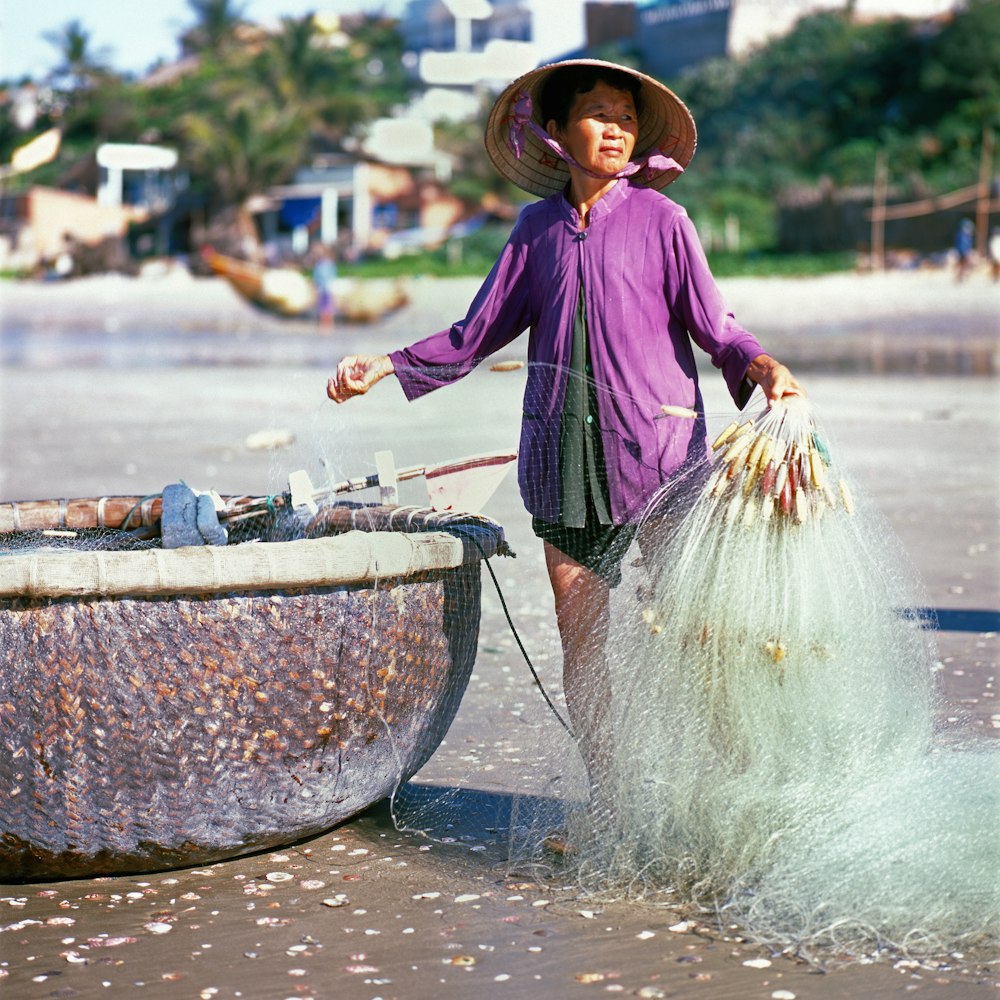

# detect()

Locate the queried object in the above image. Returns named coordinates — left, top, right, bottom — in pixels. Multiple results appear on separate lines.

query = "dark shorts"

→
left=532, top=515, right=638, bottom=587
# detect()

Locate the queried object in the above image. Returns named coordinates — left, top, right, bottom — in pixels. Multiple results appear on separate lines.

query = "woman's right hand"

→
left=326, top=354, right=394, bottom=403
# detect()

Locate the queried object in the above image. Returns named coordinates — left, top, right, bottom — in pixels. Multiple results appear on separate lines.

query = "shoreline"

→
left=3, top=266, right=998, bottom=375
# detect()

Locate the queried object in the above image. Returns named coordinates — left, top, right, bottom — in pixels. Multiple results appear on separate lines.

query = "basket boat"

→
left=0, top=496, right=509, bottom=880
left=203, top=249, right=318, bottom=317
left=202, top=249, right=409, bottom=322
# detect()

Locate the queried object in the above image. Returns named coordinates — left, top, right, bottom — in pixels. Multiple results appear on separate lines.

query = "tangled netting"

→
left=368, top=358, right=997, bottom=965
left=4, top=352, right=994, bottom=957
left=547, top=394, right=998, bottom=962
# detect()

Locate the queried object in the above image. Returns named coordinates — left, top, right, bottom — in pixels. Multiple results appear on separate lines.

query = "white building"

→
left=403, top=0, right=588, bottom=56
left=397, top=0, right=590, bottom=127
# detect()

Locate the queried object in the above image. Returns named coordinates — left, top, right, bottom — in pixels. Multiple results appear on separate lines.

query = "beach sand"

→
left=0, top=269, right=997, bottom=998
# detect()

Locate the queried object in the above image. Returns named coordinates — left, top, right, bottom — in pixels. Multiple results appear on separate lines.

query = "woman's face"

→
left=547, top=81, right=639, bottom=178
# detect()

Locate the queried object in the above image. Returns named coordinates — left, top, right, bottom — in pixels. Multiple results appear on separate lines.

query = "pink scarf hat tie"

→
left=505, top=90, right=684, bottom=184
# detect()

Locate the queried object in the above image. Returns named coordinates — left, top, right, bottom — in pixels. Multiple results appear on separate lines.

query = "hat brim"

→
left=484, top=59, right=697, bottom=198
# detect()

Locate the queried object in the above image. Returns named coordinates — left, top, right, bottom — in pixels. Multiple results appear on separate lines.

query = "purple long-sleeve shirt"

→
left=390, top=179, right=764, bottom=524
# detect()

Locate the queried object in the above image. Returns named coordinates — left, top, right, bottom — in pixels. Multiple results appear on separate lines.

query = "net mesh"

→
left=382, top=360, right=998, bottom=966
left=566, top=395, right=997, bottom=961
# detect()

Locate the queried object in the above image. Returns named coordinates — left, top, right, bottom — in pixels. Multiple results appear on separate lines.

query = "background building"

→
left=402, top=0, right=587, bottom=60
left=634, top=0, right=964, bottom=79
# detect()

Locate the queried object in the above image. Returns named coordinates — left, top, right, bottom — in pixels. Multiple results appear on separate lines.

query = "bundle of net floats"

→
left=706, top=397, right=852, bottom=526
left=0, top=457, right=512, bottom=880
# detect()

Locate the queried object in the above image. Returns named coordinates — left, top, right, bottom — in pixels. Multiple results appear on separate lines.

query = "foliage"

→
left=0, top=1, right=996, bottom=261
left=336, top=225, right=856, bottom=280
left=670, top=1, right=999, bottom=247
left=174, top=71, right=310, bottom=212
left=704, top=250, right=856, bottom=278
left=180, top=0, right=249, bottom=57
left=341, top=221, right=517, bottom=277
left=432, top=93, right=527, bottom=208
left=245, top=14, right=413, bottom=148
left=41, top=18, right=113, bottom=91
left=0, top=12, right=414, bottom=225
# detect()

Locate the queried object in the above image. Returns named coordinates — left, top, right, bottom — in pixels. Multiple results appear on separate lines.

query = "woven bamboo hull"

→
left=0, top=512, right=502, bottom=879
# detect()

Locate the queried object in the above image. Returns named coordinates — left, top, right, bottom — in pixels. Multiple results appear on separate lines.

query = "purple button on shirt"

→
left=390, top=180, right=764, bottom=524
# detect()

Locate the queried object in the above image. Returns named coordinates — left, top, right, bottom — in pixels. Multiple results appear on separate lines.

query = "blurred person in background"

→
left=955, top=217, right=975, bottom=283
left=312, top=245, right=337, bottom=330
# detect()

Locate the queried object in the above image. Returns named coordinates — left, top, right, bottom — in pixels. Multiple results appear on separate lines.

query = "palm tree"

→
left=168, top=13, right=414, bottom=252
left=42, top=19, right=110, bottom=90
left=251, top=14, right=417, bottom=152
left=180, top=0, right=248, bottom=57
left=259, top=15, right=329, bottom=101
left=178, top=70, right=310, bottom=253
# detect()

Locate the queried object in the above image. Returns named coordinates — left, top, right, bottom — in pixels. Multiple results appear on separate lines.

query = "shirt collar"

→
left=557, top=178, right=632, bottom=229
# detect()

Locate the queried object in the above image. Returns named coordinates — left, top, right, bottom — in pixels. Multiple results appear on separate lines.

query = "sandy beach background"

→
left=0, top=267, right=998, bottom=999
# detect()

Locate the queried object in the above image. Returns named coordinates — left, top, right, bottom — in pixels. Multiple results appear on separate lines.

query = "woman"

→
left=326, top=59, right=802, bottom=782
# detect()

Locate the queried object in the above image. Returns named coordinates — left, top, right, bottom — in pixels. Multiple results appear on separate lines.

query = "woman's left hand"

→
left=746, top=353, right=804, bottom=404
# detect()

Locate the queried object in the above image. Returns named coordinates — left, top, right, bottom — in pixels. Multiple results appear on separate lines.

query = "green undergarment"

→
left=559, top=285, right=612, bottom=528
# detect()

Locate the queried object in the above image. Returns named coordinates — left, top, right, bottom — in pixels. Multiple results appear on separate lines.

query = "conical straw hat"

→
left=484, top=58, right=697, bottom=198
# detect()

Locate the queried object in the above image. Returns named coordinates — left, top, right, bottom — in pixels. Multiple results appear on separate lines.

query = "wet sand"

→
left=0, top=270, right=998, bottom=998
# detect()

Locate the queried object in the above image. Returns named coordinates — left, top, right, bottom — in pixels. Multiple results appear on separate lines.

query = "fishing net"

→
left=376, top=358, right=998, bottom=966
left=566, top=394, right=998, bottom=962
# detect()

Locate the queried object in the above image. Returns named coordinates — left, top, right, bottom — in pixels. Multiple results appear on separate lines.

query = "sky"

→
left=0, top=0, right=408, bottom=82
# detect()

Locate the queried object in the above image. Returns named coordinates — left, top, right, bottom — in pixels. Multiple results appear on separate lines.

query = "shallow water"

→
left=0, top=324, right=340, bottom=369
left=3, top=317, right=997, bottom=375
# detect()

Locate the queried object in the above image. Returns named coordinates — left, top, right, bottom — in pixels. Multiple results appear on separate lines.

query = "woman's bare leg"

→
left=543, top=542, right=612, bottom=803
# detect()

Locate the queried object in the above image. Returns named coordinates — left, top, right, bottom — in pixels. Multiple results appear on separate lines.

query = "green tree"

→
left=114, top=14, right=410, bottom=237
left=433, top=99, right=526, bottom=210
left=309, top=15, right=415, bottom=147
left=920, top=0, right=1000, bottom=174
left=670, top=3, right=1000, bottom=248
left=42, top=18, right=112, bottom=91
left=180, top=0, right=248, bottom=57
left=176, top=71, right=310, bottom=216
left=252, top=14, right=343, bottom=147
